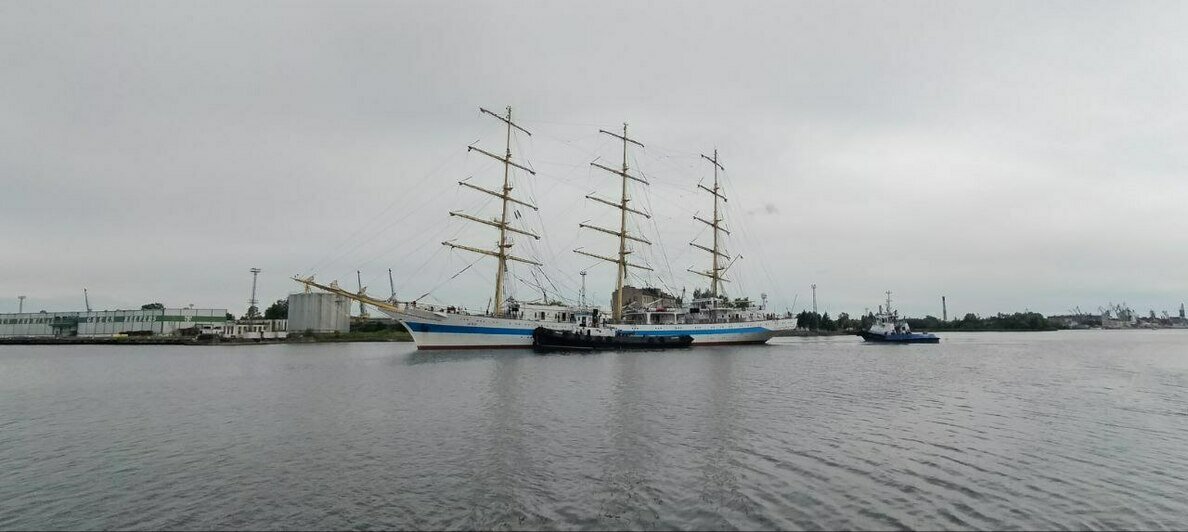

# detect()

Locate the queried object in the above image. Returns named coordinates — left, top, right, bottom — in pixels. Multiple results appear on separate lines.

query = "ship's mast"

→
left=575, top=123, right=652, bottom=322
left=443, top=106, right=541, bottom=317
left=689, top=149, right=731, bottom=301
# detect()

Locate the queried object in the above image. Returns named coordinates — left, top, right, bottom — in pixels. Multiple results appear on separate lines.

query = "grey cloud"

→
left=2, top=1, right=1186, bottom=318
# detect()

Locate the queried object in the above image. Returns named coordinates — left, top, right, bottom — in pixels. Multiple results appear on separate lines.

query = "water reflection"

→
left=4, top=332, right=1188, bottom=530
left=596, top=353, right=661, bottom=528
left=459, top=353, right=536, bottom=528
left=696, top=350, right=756, bottom=523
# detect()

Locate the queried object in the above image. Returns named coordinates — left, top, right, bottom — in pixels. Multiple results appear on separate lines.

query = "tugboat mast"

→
left=443, top=106, right=541, bottom=317
left=576, top=123, right=652, bottom=321
left=690, top=149, right=731, bottom=301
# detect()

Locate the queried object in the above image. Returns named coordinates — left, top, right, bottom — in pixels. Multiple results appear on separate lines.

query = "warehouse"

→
left=0, top=308, right=229, bottom=338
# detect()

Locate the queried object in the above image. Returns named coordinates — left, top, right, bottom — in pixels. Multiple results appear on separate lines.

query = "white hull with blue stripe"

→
left=383, top=307, right=543, bottom=349
left=381, top=307, right=797, bottom=350
left=612, top=319, right=796, bottom=345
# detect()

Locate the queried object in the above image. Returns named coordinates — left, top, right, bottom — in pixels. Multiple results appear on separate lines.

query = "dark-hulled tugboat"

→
left=532, top=326, right=693, bottom=351
left=860, top=291, right=940, bottom=344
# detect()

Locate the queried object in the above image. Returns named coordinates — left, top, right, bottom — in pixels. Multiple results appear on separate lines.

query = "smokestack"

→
left=942, top=296, right=947, bottom=322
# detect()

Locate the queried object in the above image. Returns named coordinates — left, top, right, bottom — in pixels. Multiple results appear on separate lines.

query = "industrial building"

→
left=221, top=319, right=288, bottom=340
left=611, top=285, right=681, bottom=310
left=287, top=292, right=351, bottom=333
left=0, top=308, right=229, bottom=338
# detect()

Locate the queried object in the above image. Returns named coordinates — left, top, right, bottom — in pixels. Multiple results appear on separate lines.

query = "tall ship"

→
left=295, top=107, right=797, bottom=349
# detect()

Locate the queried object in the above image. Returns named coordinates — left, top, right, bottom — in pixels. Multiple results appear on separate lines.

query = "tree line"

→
left=794, top=310, right=1054, bottom=332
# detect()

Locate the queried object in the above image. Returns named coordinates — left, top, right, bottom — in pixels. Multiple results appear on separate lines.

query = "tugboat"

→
left=860, top=291, right=940, bottom=344
left=532, top=326, right=693, bottom=351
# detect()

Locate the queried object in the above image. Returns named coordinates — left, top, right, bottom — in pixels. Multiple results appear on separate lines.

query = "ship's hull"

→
left=859, top=330, right=940, bottom=344
left=381, top=308, right=797, bottom=349
left=532, top=327, right=693, bottom=351
left=612, top=319, right=797, bottom=346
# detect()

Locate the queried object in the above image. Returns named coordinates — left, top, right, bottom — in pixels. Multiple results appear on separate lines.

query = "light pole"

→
left=580, top=271, right=587, bottom=309
left=811, top=283, right=818, bottom=330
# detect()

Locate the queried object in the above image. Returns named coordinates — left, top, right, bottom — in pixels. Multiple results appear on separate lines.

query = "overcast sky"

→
left=3, top=1, right=1186, bottom=318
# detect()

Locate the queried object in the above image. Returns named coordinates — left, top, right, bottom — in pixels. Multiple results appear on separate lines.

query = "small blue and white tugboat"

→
left=860, top=291, right=940, bottom=344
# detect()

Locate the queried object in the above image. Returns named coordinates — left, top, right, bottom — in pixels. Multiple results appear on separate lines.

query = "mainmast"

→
left=689, top=149, right=731, bottom=300
left=575, top=123, right=652, bottom=321
left=443, top=106, right=541, bottom=317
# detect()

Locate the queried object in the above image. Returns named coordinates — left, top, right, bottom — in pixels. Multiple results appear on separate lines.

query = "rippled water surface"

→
left=3, top=331, right=1188, bottom=530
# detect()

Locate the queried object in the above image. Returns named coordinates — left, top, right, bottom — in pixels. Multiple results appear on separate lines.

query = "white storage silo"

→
left=287, top=293, right=351, bottom=333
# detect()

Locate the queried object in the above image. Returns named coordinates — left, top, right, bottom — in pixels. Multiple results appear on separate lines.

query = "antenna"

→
left=247, top=268, right=261, bottom=319
left=18, top=295, right=26, bottom=314
left=83, top=288, right=92, bottom=312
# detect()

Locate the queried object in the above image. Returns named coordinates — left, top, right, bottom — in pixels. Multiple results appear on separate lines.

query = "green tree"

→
left=820, top=312, right=835, bottom=331
left=264, top=299, right=288, bottom=320
left=141, top=303, right=164, bottom=310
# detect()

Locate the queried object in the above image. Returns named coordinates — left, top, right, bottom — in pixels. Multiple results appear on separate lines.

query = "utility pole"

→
left=247, top=268, right=261, bottom=319
left=18, top=295, right=25, bottom=313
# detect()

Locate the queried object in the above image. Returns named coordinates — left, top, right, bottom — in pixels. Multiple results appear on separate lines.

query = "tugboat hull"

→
left=859, top=331, right=940, bottom=344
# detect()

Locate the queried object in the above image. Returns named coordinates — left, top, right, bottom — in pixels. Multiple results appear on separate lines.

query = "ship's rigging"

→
left=294, top=112, right=794, bottom=317
left=441, top=106, right=542, bottom=317
left=574, top=124, right=654, bottom=321
left=688, top=149, right=734, bottom=300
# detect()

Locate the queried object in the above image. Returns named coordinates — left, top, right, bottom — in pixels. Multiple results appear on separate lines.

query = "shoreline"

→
left=0, top=331, right=413, bottom=346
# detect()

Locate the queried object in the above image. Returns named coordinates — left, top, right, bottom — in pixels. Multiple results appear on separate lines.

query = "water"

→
left=2, top=331, right=1187, bottom=530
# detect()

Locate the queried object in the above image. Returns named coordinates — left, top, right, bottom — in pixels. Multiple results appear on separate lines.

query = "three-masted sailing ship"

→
left=295, top=106, right=797, bottom=349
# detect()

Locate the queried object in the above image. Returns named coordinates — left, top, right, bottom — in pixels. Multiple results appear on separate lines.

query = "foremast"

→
left=575, top=124, right=653, bottom=321
left=443, top=106, right=541, bottom=317
left=689, top=149, right=733, bottom=300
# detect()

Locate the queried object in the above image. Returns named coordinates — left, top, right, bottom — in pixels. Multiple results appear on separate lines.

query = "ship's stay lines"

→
left=296, top=112, right=793, bottom=314
left=302, top=122, right=506, bottom=278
